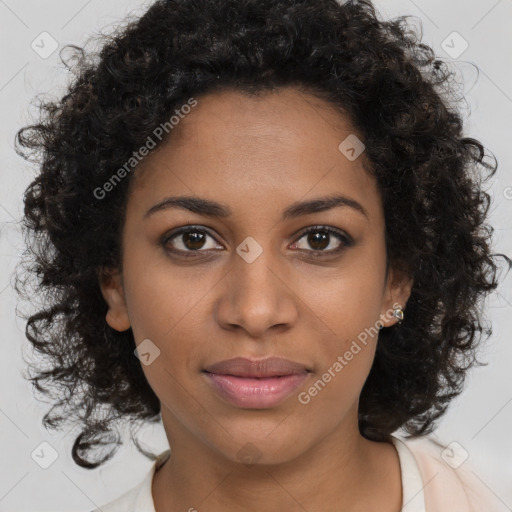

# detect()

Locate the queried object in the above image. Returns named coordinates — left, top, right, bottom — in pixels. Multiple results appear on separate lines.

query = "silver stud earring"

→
left=393, top=307, right=404, bottom=324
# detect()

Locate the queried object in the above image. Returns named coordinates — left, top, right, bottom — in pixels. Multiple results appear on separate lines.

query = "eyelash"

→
left=160, top=225, right=353, bottom=259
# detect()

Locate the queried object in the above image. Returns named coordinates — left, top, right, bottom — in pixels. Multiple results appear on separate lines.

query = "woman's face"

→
left=100, top=86, right=412, bottom=465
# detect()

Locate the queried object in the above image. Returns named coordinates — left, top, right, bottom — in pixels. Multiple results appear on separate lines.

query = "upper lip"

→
left=203, top=357, right=311, bottom=378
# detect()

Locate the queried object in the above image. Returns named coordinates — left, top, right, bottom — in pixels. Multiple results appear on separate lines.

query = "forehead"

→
left=152, top=86, right=357, bottom=156
left=129, top=86, right=381, bottom=222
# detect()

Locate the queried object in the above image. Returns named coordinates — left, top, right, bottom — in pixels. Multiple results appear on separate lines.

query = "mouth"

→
left=202, top=372, right=310, bottom=408
left=203, top=373, right=302, bottom=378
left=203, top=356, right=311, bottom=378
left=202, top=357, right=311, bottom=408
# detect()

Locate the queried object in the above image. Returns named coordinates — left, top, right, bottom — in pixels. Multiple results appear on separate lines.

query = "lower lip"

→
left=203, top=372, right=309, bottom=408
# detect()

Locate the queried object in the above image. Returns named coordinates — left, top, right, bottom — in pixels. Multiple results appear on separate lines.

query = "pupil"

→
left=309, top=231, right=328, bottom=250
left=184, top=231, right=205, bottom=250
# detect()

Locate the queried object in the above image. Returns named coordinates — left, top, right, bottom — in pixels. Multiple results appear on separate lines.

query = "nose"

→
left=215, top=246, right=299, bottom=338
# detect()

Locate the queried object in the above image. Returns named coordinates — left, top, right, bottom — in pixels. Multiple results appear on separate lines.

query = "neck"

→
left=152, top=408, right=402, bottom=512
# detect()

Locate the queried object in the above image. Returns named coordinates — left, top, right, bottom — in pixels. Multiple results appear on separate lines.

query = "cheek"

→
left=297, top=308, right=379, bottom=422
left=290, top=242, right=386, bottom=394
left=294, top=304, right=379, bottom=437
left=121, top=248, right=219, bottom=390
left=121, top=246, right=213, bottom=340
left=293, top=248, right=387, bottom=340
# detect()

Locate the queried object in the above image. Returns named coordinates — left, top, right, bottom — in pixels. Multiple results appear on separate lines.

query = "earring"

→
left=393, top=307, right=404, bottom=324
left=378, top=307, right=405, bottom=330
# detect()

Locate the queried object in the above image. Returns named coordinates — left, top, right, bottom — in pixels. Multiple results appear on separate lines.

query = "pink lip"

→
left=204, top=372, right=309, bottom=408
left=203, top=356, right=311, bottom=377
left=202, top=356, right=311, bottom=408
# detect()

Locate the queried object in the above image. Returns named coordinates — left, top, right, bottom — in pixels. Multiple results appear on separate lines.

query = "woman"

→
left=15, top=0, right=510, bottom=510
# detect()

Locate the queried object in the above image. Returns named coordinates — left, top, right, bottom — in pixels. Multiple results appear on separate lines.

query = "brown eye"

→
left=161, top=227, right=223, bottom=254
left=291, top=226, right=353, bottom=256
left=179, top=230, right=207, bottom=250
left=305, top=231, right=330, bottom=250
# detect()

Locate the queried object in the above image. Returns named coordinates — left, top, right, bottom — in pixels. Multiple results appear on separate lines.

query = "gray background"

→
left=1, top=0, right=511, bottom=510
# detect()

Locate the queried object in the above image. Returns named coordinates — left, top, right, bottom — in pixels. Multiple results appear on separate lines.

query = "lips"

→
left=202, top=357, right=311, bottom=408
left=203, top=356, right=311, bottom=378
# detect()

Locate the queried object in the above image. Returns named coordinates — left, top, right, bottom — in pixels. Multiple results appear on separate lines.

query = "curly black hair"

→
left=14, top=0, right=511, bottom=469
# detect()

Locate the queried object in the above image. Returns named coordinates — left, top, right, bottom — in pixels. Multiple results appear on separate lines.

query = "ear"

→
left=379, top=265, right=414, bottom=329
left=98, top=267, right=131, bottom=332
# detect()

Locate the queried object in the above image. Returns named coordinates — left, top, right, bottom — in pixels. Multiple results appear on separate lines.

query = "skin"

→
left=100, top=86, right=413, bottom=512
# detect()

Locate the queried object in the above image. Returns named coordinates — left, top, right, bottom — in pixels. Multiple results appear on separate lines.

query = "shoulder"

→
left=90, top=481, right=145, bottom=512
left=394, top=435, right=503, bottom=512
left=89, top=449, right=171, bottom=512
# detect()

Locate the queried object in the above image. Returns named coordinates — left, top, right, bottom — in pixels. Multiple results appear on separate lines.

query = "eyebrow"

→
left=144, top=194, right=369, bottom=221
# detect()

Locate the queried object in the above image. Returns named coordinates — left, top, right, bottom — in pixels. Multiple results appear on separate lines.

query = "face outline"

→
left=99, top=86, right=413, bottom=468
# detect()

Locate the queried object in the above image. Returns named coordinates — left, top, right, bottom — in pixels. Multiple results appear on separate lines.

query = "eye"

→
left=290, top=226, right=353, bottom=257
left=161, top=226, right=223, bottom=256
left=160, top=225, right=353, bottom=259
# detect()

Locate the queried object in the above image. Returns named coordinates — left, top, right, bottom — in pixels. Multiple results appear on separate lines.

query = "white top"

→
left=91, top=435, right=427, bottom=512
left=392, top=436, right=426, bottom=512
